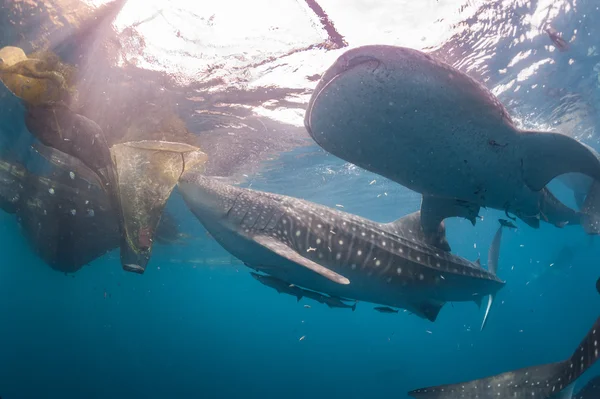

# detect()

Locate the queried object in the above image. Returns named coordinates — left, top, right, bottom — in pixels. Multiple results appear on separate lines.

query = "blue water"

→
left=0, top=149, right=598, bottom=398
left=1, top=1, right=600, bottom=398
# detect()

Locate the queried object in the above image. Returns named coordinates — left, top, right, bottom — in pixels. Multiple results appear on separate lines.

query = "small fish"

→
left=374, top=306, right=399, bottom=314
left=546, top=27, right=569, bottom=52
left=299, top=335, right=306, bottom=341
left=596, top=276, right=600, bottom=295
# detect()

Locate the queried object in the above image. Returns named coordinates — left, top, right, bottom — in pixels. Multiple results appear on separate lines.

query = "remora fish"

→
left=178, top=173, right=506, bottom=326
left=251, top=270, right=356, bottom=310
left=250, top=272, right=305, bottom=301
left=306, top=291, right=357, bottom=311
left=408, top=315, right=600, bottom=399
left=374, top=306, right=399, bottom=314
left=304, top=45, right=600, bottom=235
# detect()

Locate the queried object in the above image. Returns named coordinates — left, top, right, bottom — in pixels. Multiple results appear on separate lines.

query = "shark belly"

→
left=307, top=47, right=524, bottom=205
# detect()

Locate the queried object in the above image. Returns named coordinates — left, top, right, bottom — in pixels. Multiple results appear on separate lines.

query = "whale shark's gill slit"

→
left=261, top=209, right=277, bottom=232
left=225, top=192, right=243, bottom=218
left=362, top=241, right=375, bottom=270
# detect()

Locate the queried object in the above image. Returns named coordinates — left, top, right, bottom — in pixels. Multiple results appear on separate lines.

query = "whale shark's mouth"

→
left=305, top=54, right=381, bottom=134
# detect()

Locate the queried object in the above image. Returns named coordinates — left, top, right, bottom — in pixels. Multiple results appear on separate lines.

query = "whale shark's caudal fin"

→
left=252, top=235, right=351, bottom=285
left=581, top=179, right=600, bottom=235
left=385, top=210, right=451, bottom=251
left=519, top=131, right=600, bottom=192
left=480, top=221, right=506, bottom=331
left=409, top=315, right=600, bottom=399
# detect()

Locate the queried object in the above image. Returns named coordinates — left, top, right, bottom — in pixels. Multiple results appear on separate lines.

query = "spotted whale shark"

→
left=178, top=173, right=506, bottom=326
left=304, top=44, right=600, bottom=235
left=409, top=315, right=600, bottom=399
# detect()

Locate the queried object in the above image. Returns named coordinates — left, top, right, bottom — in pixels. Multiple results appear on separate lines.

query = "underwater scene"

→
left=0, top=0, right=599, bottom=398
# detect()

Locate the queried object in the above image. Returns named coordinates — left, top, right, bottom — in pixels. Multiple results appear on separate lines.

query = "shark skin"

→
left=409, top=315, right=600, bottom=399
left=178, top=173, right=505, bottom=324
left=304, top=44, right=600, bottom=234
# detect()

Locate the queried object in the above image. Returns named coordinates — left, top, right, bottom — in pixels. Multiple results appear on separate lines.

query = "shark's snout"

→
left=178, top=174, right=240, bottom=221
left=316, top=53, right=381, bottom=92
left=306, top=50, right=381, bottom=135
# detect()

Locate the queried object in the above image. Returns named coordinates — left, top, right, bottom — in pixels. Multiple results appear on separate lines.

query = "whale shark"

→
left=304, top=44, right=600, bottom=235
left=408, top=315, right=600, bottom=399
left=178, top=173, right=507, bottom=326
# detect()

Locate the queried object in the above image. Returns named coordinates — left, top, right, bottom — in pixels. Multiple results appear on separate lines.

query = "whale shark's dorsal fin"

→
left=519, top=130, right=600, bottom=192
left=253, top=235, right=350, bottom=285
left=385, top=211, right=451, bottom=252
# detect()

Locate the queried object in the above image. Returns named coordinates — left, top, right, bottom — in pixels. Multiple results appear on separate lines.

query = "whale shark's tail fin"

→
left=409, top=315, right=600, bottom=399
left=519, top=131, right=600, bottom=192
left=480, top=220, right=508, bottom=331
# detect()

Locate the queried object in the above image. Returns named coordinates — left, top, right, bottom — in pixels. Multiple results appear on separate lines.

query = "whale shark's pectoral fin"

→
left=519, top=130, right=600, bottom=192
left=582, top=179, right=600, bottom=235
left=552, top=384, right=575, bottom=399
left=253, top=235, right=350, bottom=285
left=411, top=299, right=445, bottom=322
left=420, top=195, right=480, bottom=234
